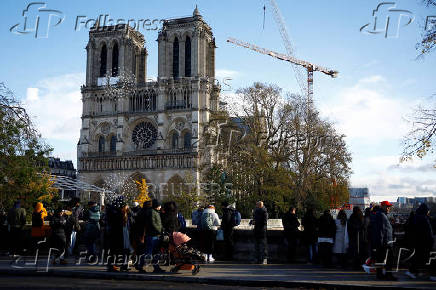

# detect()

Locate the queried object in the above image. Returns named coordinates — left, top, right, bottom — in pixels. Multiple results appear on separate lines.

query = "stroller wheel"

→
left=170, top=265, right=180, bottom=273
left=192, top=265, right=200, bottom=276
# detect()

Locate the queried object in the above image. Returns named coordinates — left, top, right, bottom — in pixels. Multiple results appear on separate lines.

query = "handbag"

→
left=216, top=229, right=224, bottom=241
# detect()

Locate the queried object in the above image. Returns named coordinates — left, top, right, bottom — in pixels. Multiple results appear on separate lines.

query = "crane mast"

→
left=268, top=0, right=307, bottom=98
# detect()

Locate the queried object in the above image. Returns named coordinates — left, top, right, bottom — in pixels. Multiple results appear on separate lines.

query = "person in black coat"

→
left=50, top=208, right=67, bottom=264
left=161, top=201, right=180, bottom=234
left=348, top=206, right=364, bottom=269
left=302, top=208, right=318, bottom=263
left=221, top=201, right=237, bottom=261
left=252, top=201, right=268, bottom=264
left=282, top=207, right=300, bottom=263
left=317, top=210, right=336, bottom=266
left=408, top=203, right=434, bottom=278
left=106, top=198, right=125, bottom=272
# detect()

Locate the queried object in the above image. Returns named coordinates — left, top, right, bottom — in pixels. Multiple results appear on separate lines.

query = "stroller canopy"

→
left=173, top=232, right=191, bottom=246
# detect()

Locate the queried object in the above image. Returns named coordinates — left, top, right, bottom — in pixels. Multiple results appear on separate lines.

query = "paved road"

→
left=0, top=276, right=288, bottom=290
left=0, top=256, right=435, bottom=289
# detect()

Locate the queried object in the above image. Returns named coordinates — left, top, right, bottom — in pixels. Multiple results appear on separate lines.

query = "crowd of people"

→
left=290, top=201, right=436, bottom=281
left=1, top=197, right=435, bottom=281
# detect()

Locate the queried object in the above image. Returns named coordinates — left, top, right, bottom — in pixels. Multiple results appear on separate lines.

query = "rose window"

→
left=132, top=122, right=157, bottom=149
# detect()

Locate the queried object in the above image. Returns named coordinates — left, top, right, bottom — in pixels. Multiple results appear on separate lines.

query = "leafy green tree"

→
left=202, top=83, right=352, bottom=217
left=0, top=82, right=54, bottom=214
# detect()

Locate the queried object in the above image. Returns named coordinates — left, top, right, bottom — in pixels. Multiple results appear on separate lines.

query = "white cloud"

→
left=26, top=88, right=39, bottom=101
left=24, top=72, right=84, bottom=148
left=215, top=69, right=240, bottom=80
left=320, top=75, right=413, bottom=140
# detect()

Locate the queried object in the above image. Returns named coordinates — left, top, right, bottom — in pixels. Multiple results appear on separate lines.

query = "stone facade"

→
left=77, top=7, right=220, bottom=198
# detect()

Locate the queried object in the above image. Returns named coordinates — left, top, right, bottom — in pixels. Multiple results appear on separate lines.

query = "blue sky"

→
left=1, top=0, right=435, bottom=201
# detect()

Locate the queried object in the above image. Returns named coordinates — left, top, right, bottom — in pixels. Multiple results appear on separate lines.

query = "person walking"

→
left=252, top=201, right=268, bottom=264
left=201, top=204, right=220, bottom=263
left=282, top=206, right=300, bottom=263
left=221, top=201, right=239, bottom=261
left=7, top=200, right=26, bottom=256
left=405, top=203, right=434, bottom=279
left=145, top=199, right=165, bottom=273
left=371, top=201, right=396, bottom=281
left=49, top=208, right=67, bottom=265
left=317, top=210, right=336, bottom=267
left=302, top=208, right=318, bottom=264
left=348, top=206, right=364, bottom=269
left=83, top=201, right=101, bottom=262
left=333, top=209, right=348, bottom=268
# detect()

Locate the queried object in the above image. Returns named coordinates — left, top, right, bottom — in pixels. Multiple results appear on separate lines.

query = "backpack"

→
left=232, top=210, right=242, bottom=227
left=32, top=211, right=43, bottom=227
left=201, top=212, right=215, bottom=230
left=178, top=212, right=187, bottom=232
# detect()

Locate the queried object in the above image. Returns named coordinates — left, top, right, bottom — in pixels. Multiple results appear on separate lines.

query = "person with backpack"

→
left=221, top=201, right=241, bottom=261
left=83, top=201, right=101, bottom=261
left=201, top=204, right=220, bottom=263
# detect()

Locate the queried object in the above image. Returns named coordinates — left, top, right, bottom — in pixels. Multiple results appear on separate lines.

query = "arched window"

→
left=173, top=37, right=179, bottom=78
left=98, top=136, right=105, bottom=153
left=100, top=44, right=107, bottom=77
left=110, top=135, right=117, bottom=153
left=112, top=43, right=119, bottom=77
left=172, top=132, right=179, bottom=149
left=183, top=132, right=192, bottom=149
left=185, top=36, right=191, bottom=77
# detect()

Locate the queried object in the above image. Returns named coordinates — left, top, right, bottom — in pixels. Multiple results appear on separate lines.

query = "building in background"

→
left=77, top=7, right=220, bottom=198
left=48, top=157, right=77, bottom=179
left=348, top=187, right=371, bottom=209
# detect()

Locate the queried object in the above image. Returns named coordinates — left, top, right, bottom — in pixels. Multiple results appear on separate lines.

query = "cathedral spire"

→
left=193, top=5, right=200, bottom=16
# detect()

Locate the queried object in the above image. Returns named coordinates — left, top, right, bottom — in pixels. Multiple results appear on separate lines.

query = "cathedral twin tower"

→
left=77, top=7, right=220, bottom=196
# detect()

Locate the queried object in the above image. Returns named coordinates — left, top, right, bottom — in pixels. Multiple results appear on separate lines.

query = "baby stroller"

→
left=167, top=232, right=205, bottom=275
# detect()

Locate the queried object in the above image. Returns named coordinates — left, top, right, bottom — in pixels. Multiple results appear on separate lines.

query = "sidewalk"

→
left=0, top=256, right=435, bottom=289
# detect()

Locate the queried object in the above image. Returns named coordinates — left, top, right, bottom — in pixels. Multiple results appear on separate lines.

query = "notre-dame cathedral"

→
left=77, top=7, right=220, bottom=197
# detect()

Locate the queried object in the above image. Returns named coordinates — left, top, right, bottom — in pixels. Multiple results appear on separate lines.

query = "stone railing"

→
left=78, top=153, right=198, bottom=172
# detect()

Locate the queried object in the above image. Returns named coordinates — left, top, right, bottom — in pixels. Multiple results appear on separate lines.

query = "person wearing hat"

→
left=143, top=199, right=165, bottom=273
left=370, top=201, right=396, bottom=280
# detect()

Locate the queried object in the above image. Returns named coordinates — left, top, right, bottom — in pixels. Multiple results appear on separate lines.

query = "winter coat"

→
left=414, top=203, right=434, bottom=250
left=192, top=209, right=203, bottom=229
left=317, top=213, right=336, bottom=240
left=161, top=211, right=180, bottom=233
left=370, top=208, right=393, bottom=249
left=50, top=214, right=66, bottom=238
left=253, top=206, right=268, bottom=238
left=84, top=206, right=101, bottom=240
left=201, top=207, right=220, bottom=231
left=282, top=211, right=300, bottom=238
left=147, top=209, right=162, bottom=237
left=7, top=207, right=26, bottom=229
left=348, top=212, right=364, bottom=254
left=302, top=213, right=318, bottom=244
left=221, top=207, right=235, bottom=232
left=106, top=205, right=124, bottom=251
left=333, top=219, right=348, bottom=254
